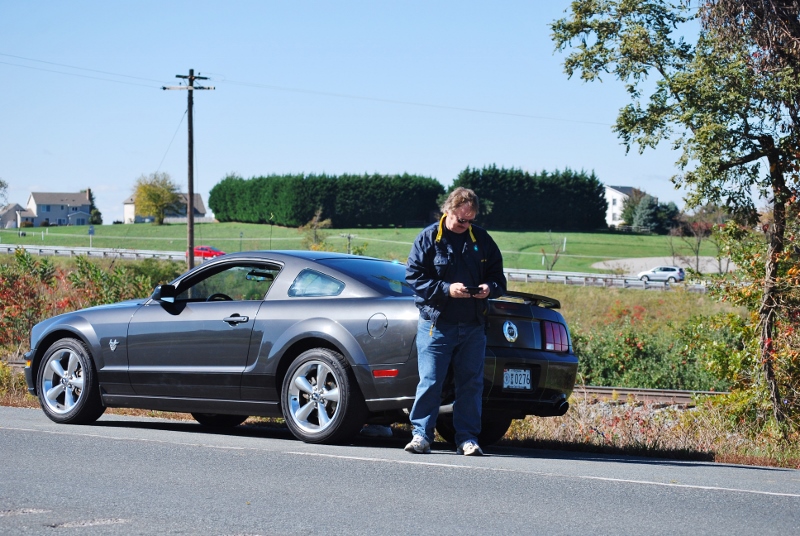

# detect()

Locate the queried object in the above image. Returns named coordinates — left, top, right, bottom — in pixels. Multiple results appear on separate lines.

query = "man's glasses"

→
left=455, top=216, right=476, bottom=225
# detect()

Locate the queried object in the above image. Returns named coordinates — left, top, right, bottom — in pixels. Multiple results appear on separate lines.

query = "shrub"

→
left=572, top=319, right=730, bottom=391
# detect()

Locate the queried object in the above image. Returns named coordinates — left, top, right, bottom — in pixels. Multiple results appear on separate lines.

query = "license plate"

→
left=503, top=368, right=531, bottom=390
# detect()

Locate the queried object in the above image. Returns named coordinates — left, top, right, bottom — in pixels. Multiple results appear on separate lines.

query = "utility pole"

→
left=163, top=69, right=214, bottom=269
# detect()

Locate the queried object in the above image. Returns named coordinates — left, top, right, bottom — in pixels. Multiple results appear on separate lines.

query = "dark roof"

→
left=31, top=192, right=91, bottom=205
left=606, top=185, right=636, bottom=197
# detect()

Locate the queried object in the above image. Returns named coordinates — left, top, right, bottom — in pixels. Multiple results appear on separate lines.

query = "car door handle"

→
left=223, top=315, right=249, bottom=325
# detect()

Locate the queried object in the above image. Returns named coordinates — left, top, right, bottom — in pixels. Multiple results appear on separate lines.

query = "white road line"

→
left=5, top=426, right=800, bottom=499
left=288, top=451, right=800, bottom=498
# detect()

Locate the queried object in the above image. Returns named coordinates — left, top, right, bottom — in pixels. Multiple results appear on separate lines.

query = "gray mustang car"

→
left=24, top=251, right=577, bottom=445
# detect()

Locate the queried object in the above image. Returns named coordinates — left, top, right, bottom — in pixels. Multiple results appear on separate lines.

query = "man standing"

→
left=404, top=187, right=506, bottom=456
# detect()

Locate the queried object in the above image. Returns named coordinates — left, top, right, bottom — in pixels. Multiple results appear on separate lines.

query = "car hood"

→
left=30, top=298, right=147, bottom=345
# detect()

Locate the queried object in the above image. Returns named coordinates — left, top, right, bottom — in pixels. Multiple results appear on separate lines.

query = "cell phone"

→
left=465, top=286, right=481, bottom=295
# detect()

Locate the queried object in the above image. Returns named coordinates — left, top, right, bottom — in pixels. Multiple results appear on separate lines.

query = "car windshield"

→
left=319, top=258, right=415, bottom=297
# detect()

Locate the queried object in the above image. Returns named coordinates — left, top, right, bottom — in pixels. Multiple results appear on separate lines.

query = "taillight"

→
left=542, top=321, right=569, bottom=352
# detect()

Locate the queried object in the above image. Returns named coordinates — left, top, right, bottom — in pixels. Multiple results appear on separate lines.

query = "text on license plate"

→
left=503, top=368, right=531, bottom=390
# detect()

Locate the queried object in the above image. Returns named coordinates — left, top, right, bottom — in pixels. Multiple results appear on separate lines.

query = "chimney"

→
left=86, top=188, right=92, bottom=202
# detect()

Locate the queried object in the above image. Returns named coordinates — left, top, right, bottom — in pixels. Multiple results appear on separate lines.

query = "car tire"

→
left=191, top=413, right=248, bottom=427
left=435, top=411, right=514, bottom=447
left=37, top=338, right=105, bottom=425
left=281, top=348, right=367, bottom=444
left=640, top=275, right=649, bottom=282
left=667, top=277, right=676, bottom=283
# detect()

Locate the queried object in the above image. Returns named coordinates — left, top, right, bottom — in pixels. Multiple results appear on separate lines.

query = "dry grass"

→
left=502, top=391, right=800, bottom=468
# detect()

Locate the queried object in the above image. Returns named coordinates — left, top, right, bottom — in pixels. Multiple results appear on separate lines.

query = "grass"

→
left=510, top=281, right=739, bottom=335
left=0, top=222, right=721, bottom=272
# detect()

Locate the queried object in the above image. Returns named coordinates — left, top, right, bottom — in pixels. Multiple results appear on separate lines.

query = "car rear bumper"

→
left=484, top=346, right=578, bottom=417
left=363, top=347, right=578, bottom=418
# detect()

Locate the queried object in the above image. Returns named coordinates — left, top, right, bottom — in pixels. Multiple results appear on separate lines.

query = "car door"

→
left=126, top=262, right=278, bottom=400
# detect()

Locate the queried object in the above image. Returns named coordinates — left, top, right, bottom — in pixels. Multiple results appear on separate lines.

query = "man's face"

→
left=445, top=204, right=476, bottom=234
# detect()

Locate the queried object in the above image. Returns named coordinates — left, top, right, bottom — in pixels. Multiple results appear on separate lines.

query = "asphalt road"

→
left=2, top=406, right=799, bottom=535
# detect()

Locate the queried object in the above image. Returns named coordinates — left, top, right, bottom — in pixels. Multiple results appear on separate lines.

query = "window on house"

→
left=612, top=213, right=619, bottom=221
left=41, top=205, right=50, bottom=212
left=612, top=199, right=617, bottom=206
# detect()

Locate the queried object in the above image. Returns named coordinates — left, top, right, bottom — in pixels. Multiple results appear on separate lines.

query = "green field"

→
left=0, top=222, right=720, bottom=272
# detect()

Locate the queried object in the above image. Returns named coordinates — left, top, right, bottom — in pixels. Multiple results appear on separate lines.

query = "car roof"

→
left=221, top=250, right=386, bottom=263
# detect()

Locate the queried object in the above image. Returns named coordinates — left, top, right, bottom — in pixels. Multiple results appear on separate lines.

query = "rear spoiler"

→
left=495, top=290, right=561, bottom=309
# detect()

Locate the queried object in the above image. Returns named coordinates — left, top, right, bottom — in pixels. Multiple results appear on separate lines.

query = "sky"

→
left=1, top=1, right=696, bottom=225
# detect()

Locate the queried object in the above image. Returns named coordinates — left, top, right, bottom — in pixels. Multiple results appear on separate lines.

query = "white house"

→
left=17, top=191, right=93, bottom=228
left=123, top=193, right=207, bottom=224
left=0, top=203, right=24, bottom=229
left=604, top=185, right=636, bottom=227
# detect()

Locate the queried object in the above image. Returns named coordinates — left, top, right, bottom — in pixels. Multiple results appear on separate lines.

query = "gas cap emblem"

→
left=109, top=339, right=119, bottom=351
left=502, top=321, right=518, bottom=343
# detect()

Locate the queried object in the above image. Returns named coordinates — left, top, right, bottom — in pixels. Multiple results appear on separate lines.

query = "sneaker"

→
left=457, top=440, right=483, bottom=456
left=360, top=424, right=393, bottom=438
left=404, top=435, right=431, bottom=454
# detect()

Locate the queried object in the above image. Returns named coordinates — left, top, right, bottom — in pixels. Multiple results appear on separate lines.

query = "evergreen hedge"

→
left=451, top=165, right=608, bottom=231
left=208, top=173, right=444, bottom=228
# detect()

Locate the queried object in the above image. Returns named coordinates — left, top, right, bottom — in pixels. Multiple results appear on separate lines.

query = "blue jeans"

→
left=409, top=318, right=486, bottom=446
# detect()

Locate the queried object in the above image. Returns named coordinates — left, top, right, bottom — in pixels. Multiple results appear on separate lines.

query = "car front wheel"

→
left=37, top=338, right=105, bottom=425
left=640, top=275, right=649, bottom=282
left=281, top=348, right=367, bottom=444
left=435, top=411, right=514, bottom=447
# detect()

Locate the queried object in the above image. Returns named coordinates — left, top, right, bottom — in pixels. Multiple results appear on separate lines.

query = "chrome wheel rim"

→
left=287, top=360, right=341, bottom=434
left=41, top=349, right=85, bottom=415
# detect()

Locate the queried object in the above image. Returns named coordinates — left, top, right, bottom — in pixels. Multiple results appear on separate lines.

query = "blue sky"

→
left=1, top=1, right=692, bottom=224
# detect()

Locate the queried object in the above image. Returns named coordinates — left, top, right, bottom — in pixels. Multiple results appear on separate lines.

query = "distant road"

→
left=2, top=407, right=798, bottom=535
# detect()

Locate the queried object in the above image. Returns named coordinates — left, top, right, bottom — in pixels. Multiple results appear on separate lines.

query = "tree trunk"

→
left=760, top=151, right=788, bottom=427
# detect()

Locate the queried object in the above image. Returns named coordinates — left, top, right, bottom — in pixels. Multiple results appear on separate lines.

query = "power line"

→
left=222, top=78, right=613, bottom=126
left=0, top=60, right=160, bottom=88
left=0, top=53, right=167, bottom=83
left=155, top=109, right=188, bottom=174
left=0, top=52, right=613, bottom=126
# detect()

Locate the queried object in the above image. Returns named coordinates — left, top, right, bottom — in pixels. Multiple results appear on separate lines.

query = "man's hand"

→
left=449, top=283, right=490, bottom=299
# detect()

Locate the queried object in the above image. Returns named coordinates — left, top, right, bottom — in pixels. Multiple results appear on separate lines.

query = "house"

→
left=123, top=193, right=207, bottom=224
left=0, top=203, right=24, bottom=229
left=17, top=191, right=92, bottom=228
left=604, top=185, right=636, bottom=227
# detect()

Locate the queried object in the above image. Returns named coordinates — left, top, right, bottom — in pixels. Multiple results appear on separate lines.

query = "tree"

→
left=299, top=208, right=332, bottom=250
left=0, top=177, right=7, bottom=204
left=620, top=188, right=646, bottom=226
left=632, top=194, right=659, bottom=231
left=133, top=172, right=180, bottom=225
left=82, top=189, right=102, bottom=225
left=552, top=0, right=800, bottom=428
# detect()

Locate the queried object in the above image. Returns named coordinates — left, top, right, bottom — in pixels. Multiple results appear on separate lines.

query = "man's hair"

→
left=441, top=187, right=479, bottom=215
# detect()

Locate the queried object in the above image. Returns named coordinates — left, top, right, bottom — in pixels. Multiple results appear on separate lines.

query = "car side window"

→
left=288, top=269, right=345, bottom=297
left=177, top=264, right=279, bottom=301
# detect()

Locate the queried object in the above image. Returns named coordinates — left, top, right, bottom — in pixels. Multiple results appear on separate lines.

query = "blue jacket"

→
left=406, top=216, right=506, bottom=325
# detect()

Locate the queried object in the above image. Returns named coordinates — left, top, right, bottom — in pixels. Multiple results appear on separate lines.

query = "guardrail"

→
left=504, top=268, right=708, bottom=293
left=1, top=245, right=186, bottom=261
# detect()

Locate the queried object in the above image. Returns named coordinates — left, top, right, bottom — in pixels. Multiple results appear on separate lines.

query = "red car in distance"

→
left=190, top=245, right=226, bottom=259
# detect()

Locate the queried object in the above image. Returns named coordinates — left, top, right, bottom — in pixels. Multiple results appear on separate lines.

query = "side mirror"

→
left=152, top=284, right=176, bottom=304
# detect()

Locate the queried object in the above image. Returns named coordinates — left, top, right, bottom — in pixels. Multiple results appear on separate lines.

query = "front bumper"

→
left=23, top=349, right=36, bottom=395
